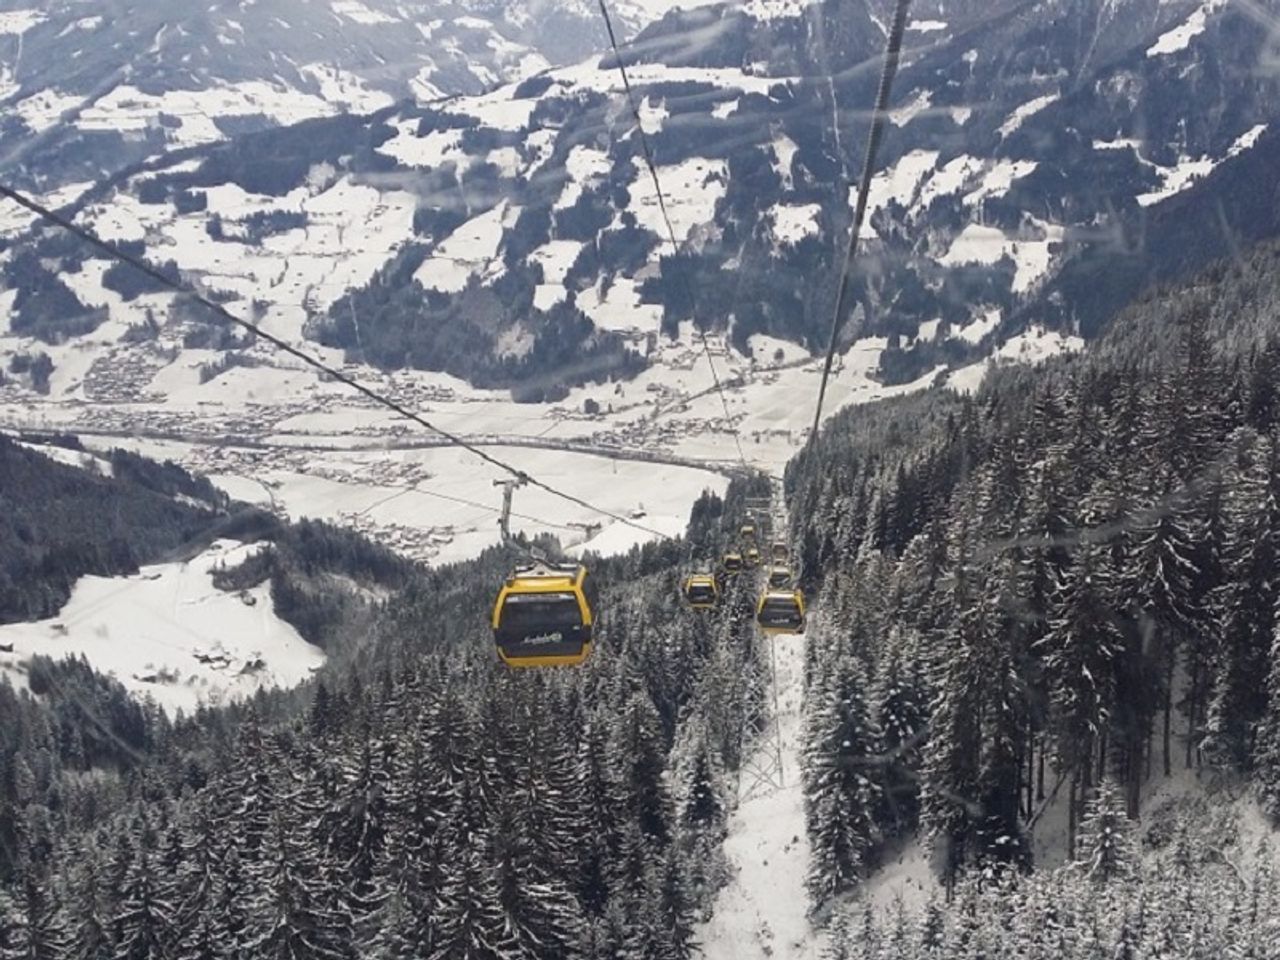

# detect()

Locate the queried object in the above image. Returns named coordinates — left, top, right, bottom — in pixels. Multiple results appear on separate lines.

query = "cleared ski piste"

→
left=0, top=540, right=323, bottom=714
left=700, top=624, right=819, bottom=959
left=696, top=611, right=938, bottom=959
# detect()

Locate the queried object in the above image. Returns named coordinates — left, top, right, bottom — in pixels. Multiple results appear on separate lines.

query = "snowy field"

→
left=0, top=540, right=323, bottom=714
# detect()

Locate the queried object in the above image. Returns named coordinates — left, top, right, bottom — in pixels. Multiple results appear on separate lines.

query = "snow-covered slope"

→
left=0, top=0, right=696, bottom=190
left=0, top=540, right=324, bottom=714
left=6, top=0, right=1269, bottom=375
left=2, top=0, right=1273, bottom=569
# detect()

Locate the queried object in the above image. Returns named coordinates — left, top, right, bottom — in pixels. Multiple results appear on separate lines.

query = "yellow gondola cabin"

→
left=683, top=574, right=718, bottom=609
left=491, top=562, right=596, bottom=667
left=756, top=588, right=805, bottom=635
left=767, top=565, right=793, bottom=589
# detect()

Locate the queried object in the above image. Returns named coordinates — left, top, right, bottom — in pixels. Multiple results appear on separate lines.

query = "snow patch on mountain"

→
left=771, top=134, right=799, bottom=189
left=76, top=82, right=343, bottom=149
left=576, top=276, right=664, bottom=333
left=0, top=180, right=92, bottom=239
left=861, top=149, right=940, bottom=238
left=769, top=203, right=822, bottom=247
left=0, top=540, right=323, bottom=714
left=916, top=154, right=985, bottom=210
left=414, top=201, right=514, bottom=292
left=740, top=0, right=811, bottom=22
left=378, top=123, right=468, bottom=169
left=555, top=59, right=787, bottom=97
left=1146, top=0, right=1228, bottom=56
left=940, top=221, right=1062, bottom=293
left=555, top=145, right=613, bottom=209
left=998, top=93, right=1058, bottom=138
left=1095, top=124, right=1264, bottom=207
left=890, top=89, right=933, bottom=126
left=1094, top=137, right=1144, bottom=151
left=629, top=156, right=727, bottom=245
left=962, top=159, right=1038, bottom=206
left=15, top=441, right=115, bottom=477
left=441, top=78, right=542, bottom=130
left=299, top=64, right=396, bottom=113
left=529, top=239, right=584, bottom=285
left=994, top=324, right=1083, bottom=362
left=1136, top=155, right=1216, bottom=206
left=955, top=306, right=1001, bottom=344
left=331, top=0, right=397, bottom=24
left=13, top=90, right=84, bottom=134
left=0, top=9, right=43, bottom=35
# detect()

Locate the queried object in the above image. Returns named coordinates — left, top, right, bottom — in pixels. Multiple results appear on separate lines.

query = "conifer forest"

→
left=4, top=0, right=1280, bottom=956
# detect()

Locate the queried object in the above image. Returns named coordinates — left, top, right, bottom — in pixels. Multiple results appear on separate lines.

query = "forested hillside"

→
left=788, top=241, right=1280, bottom=944
left=0, top=443, right=774, bottom=957
left=0, top=437, right=228, bottom=622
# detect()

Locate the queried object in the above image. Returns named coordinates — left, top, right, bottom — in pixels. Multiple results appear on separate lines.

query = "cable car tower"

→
left=736, top=480, right=790, bottom=803
left=494, top=475, right=527, bottom=543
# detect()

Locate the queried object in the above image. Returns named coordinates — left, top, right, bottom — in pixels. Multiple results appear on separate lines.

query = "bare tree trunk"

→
left=1037, top=745, right=1045, bottom=802
left=1025, top=731, right=1035, bottom=820
left=1127, top=728, right=1144, bottom=819
left=1185, top=697, right=1195, bottom=770
left=1067, top=774, right=1078, bottom=861
left=1163, top=650, right=1175, bottom=777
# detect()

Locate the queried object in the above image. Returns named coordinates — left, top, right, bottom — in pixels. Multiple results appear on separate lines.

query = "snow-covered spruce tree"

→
left=613, top=690, right=674, bottom=846
left=920, top=603, right=982, bottom=889
left=219, top=713, right=283, bottom=869
left=318, top=730, right=392, bottom=928
left=65, top=838, right=112, bottom=960
left=674, top=723, right=728, bottom=916
left=1123, top=461, right=1207, bottom=778
left=213, top=845, right=252, bottom=960
left=0, top=888, right=21, bottom=960
left=576, top=716, right=624, bottom=920
left=426, top=820, right=515, bottom=960
left=803, top=654, right=882, bottom=908
left=244, top=812, right=348, bottom=960
left=172, top=799, right=225, bottom=960
left=1204, top=429, right=1280, bottom=772
left=363, top=815, right=433, bottom=960
left=2, top=865, right=69, bottom=960
left=1037, top=543, right=1121, bottom=855
left=626, top=849, right=696, bottom=960
left=818, top=909, right=852, bottom=960
left=112, top=844, right=177, bottom=960
left=973, top=557, right=1031, bottom=869
left=1254, top=606, right=1280, bottom=821
left=873, top=625, right=928, bottom=838
left=1073, top=778, right=1136, bottom=884
left=489, top=739, right=585, bottom=960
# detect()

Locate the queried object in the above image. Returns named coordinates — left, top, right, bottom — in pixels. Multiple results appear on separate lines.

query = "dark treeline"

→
left=788, top=253, right=1280, bottom=912
left=0, top=439, right=224, bottom=623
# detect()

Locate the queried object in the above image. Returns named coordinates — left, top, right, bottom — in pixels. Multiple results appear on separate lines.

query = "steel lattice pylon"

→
left=736, top=479, right=790, bottom=803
